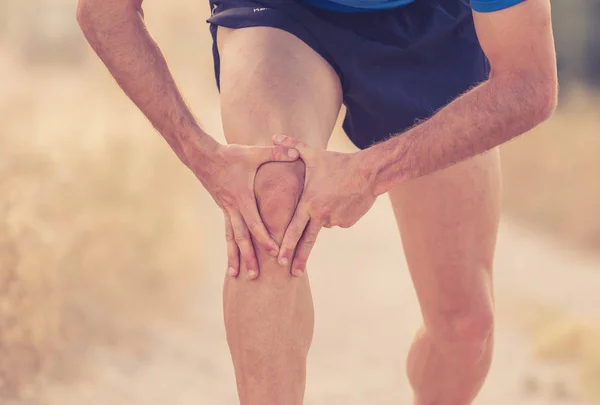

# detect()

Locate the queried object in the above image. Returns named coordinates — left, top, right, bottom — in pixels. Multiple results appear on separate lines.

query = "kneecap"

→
left=254, top=161, right=305, bottom=237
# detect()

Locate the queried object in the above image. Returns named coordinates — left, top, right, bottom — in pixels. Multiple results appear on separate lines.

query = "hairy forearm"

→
left=76, top=0, right=216, bottom=165
left=367, top=73, right=557, bottom=195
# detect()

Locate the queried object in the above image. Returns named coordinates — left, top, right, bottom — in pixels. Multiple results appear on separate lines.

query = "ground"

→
left=20, top=175, right=600, bottom=405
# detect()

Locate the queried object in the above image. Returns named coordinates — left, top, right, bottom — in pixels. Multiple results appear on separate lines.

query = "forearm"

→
left=76, top=0, right=217, bottom=165
left=367, top=73, right=557, bottom=195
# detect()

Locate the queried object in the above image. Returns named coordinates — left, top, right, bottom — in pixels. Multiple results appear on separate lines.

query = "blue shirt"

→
left=301, top=0, right=526, bottom=13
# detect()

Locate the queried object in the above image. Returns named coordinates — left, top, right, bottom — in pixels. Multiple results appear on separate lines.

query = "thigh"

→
left=216, top=25, right=342, bottom=252
left=216, top=26, right=342, bottom=149
left=215, top=25, right=341, bottom=286
left=389, top=149, right=502, bottom=325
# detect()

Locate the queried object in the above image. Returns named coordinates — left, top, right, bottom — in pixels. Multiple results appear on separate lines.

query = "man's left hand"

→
left=272, top=135, right=378, bottom=277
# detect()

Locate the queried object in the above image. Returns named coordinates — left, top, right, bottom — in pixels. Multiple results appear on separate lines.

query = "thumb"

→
left=249, top=145, right=299, bottom=164
left=272, top=135, right=317, bottom=161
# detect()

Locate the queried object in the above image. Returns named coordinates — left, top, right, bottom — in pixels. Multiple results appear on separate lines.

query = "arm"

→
left=271, top=0, right=557, bottom=276
left=364, top=0, right=558, bottom=195
left=76, top=0, right=299, bottom=277
left=76, top=0, right=212, bottom=164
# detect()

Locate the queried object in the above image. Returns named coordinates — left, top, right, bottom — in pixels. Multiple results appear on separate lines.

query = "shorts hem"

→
left=206, top=7, right=344, bottom=89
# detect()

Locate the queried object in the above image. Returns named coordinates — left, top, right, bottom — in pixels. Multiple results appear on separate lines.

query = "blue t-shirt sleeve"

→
left=471, top=0, right=526, bottom=12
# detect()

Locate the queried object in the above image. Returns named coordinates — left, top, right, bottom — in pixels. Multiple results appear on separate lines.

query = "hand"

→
left=183, top=135, right=299, bottom=279
left=272, top=135, right=378, bottom=277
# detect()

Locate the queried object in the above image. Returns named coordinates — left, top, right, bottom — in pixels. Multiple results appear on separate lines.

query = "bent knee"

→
left=254, top=161, right=305, bottom=240
left=429, top=303, right=494, bottom=360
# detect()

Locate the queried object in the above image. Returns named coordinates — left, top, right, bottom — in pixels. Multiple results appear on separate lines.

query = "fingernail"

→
left=292, top=268, right=303, bottom=278
left=227, top=267, right=236, bottom=276
left=248, top=270, right=258, bottom=279
left=279, top=257, right=289, bottom=266
left=288, top=149, right=298, bottom=159
left=275, top=135, right=285, bottom=142
left=269, top=249, right=279, bottom=257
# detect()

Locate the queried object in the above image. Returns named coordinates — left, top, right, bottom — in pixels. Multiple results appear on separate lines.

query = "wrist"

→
left=359, top=140, right=408, bottom=196
left=354, top=147, right=385, bottom=197
left=178, top=125, right=217, bottom=151
left=178, top=127, right=222, bottom=174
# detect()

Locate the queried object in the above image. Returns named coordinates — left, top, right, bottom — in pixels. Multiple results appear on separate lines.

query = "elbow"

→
left=76, top=0, right=142, bottom=32
left=76, top=0, right=91, bottom=31
left=76, top=0, right=104, bottom=33
left=531, top=74, right=558, bottom=124
left=502, top=69, right=558, bottom=130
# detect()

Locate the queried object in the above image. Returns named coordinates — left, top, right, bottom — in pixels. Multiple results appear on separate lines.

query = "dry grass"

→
left=498, top=88, right=600, bottom=403
left=0, top=0, right=210, bottom=396
left=0, top=70, right=206, bottom=398
left=519, top=306, right=600, bottom=402
left=1, top=88, right=204, bottom=396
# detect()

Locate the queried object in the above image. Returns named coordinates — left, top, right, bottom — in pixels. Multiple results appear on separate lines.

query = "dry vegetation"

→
left=0, top=61, right=206, bottom=399
left=497, top=88, right=600, bottom=404
left=518, top=305, right=600, bottom=402
left=501, top=89, right=600, bottom=253
left=0, top=0, right=599, bottom=402
left=0, top=0, right=210, bottom=398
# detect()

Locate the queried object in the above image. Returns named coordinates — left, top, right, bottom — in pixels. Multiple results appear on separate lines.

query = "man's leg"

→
left=215, top=26, right=342, bottom=405
left=389, top=149, right=502, bottom=405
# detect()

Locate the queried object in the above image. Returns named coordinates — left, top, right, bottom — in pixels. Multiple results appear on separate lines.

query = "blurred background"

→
left=0, top=0, right=599, bottom=404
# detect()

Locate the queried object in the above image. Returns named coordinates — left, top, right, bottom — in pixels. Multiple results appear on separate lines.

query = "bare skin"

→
left=273, top=0, right=557, bottom=275
left=390, top=149, right=501, bottom=405
left=266, top=4, right=555, bottom=405
left=216, top=26, right=341, bottom=404
left=76, top=0, right=300, bottom=277
left=76, top=0, right=557, bottom=404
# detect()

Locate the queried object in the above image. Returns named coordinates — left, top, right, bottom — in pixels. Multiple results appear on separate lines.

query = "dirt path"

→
left=28, top=191, right=600, bottom=405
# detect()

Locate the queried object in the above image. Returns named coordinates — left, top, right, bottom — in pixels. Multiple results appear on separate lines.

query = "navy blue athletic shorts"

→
left=206, top=0, right=490, bottom=150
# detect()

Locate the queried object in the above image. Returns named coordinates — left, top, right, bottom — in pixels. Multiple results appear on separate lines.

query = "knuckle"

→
left=340, top=218, right=358, bottom=228
left=236, top=191, right=254, bottom=206
left=261, top=238, right=274, bottom=249
left=241, top=250, right=255, bottom=262
left=301, top=235, right=317, bottom=246
left=294, top=258, right=307, bottom=269
left=290, top=223, right=306, bottom=236
left=219, top=189, right=237, bottom=204
left=245, top=220, right=261, bottom=232
left=316, top=211, right=330, bottom=224
left=234, top=233, right=249, bottom=243
left=268, top=147, right=280, bottom=160
left=311, top=203, right=330, bottom=220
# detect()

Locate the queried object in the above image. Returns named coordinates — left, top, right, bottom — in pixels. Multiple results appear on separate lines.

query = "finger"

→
left=229, top=210, right=260, bottom=280
left=250, top=145, right=299, bottom=164
left=291, top=220, right=322, bottom=278
left=238, top=195, right=280, bottom=257
left=272, top=135, right=317, bottom=161
left=277, top=203, right=310, bottom=267
left=224, top=213, right=239, bottom=278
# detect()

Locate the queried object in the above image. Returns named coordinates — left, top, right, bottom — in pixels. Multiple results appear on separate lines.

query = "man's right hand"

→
left=76, top=0, right=300, bottom=280
left=183, top=135, right=299, bottom=280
